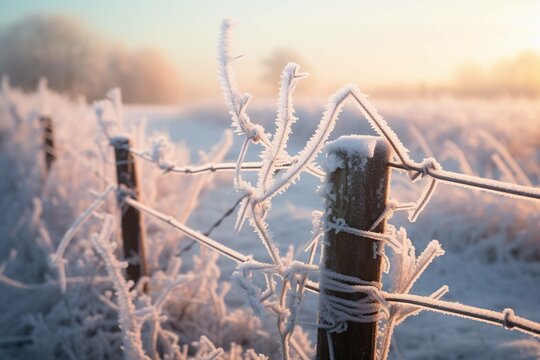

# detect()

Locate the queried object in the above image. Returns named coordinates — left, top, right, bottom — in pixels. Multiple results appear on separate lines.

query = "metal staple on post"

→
left=40, top=115, right=55, bottom=173
left=317, top=136, right=391, bottom=360
left=112, top=137, right=147, bottom=284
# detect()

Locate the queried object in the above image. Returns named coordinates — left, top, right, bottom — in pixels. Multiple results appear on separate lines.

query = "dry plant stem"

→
left=278, top=279, right=291, bottom=360
left=380, top=317, right=397, bottom=360
left=178, top=131, right=232, bottom=223
left=408, top=125, right=434, bottom=158
left=259, top=91, right=343, bottom=204
left=290, top=338, right=310, bottom=360
left=235, top=138, right=251, bottom=186
left=492, top=153, right=518, bottom=183
left=52, top=185, right=115, bottom=292
left=443, top=140, right=475, bottom=176
left=259, top=63, right=302, bottom=194
left=475, top=129, right=532, bottom=186
left=249, top=202, right=283, bottom=267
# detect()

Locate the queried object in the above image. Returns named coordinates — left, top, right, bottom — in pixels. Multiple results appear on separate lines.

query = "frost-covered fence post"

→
left=317, top=136, right=390, bottom=360
left=112, top=136, right=147, bottom=284
left=40, top=115, right=56, bottom=173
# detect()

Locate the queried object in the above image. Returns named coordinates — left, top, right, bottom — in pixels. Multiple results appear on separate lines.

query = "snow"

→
left=322, top=153, right=344, bottom=173
left=323, top=135, right=380, bottom=159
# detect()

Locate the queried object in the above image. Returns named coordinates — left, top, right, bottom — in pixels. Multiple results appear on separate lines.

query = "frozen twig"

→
left=50, top=185, right=115, bottom=292
left=91, top=215, right=148, bottom=360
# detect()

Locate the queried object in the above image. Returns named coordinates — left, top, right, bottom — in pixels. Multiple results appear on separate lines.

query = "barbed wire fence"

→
left=101, top=22, right=540, bottom=360
left=123, top=98, right=540, bottom=360
left=1, top=20, right=540, bottom=360
left=3, top=79, right=540, bottom=360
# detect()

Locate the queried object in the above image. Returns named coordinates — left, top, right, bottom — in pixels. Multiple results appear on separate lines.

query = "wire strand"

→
left=130, top=148, right=540, bottom=201
left=388, top=162, right=540, bottom=201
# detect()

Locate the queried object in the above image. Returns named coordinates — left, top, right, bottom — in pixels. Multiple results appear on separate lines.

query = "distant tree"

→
left=454, top=50, right=540, bottom=97
left=0, top=14, right=182, bottom=103
left=491, top=51, right=540, bottom=96
left=107, top=47, right=182, bottom=103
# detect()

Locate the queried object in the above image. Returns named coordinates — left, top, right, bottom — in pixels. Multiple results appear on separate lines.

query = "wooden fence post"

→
left=317, top=136, right=390, bottom=360
left=40, top=115, right=55, bottom=173
left=112, top=137, right=147, bottom=284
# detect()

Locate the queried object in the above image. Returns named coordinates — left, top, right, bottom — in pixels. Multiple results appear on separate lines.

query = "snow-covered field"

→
left=1, top=85, right=540, bottom=359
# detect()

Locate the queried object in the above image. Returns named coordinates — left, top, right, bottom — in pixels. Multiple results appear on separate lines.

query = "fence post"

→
left=316, top=136, right=390, bottom=360
left=40, top=115, right=55, bottom=173
left=112, top=137, right=147, bottom=284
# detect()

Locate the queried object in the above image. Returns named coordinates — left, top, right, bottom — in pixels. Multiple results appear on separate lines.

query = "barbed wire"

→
left=124, top=196, right=540, bottom=340
left=125, top=197, right=249, bottom=264
left=383, top=292, right=540, bottom=338
left=129, top=147, right=326, bottom=178
left=178, top=196, right=245, bottom=256
left=388, top=161, right=540, bottom=201
left=129, top=146, right=540, bottom=202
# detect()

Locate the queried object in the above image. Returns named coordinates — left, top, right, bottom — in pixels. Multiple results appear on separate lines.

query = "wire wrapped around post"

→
left=317, top=136, right=391, bottom=360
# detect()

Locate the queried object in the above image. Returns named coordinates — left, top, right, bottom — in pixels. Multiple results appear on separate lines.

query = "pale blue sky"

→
left=1, top=1, right=539, bottom=98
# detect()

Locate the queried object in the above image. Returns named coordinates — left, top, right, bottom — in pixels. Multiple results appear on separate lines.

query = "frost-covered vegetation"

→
left=0, top=78, right=311, bottom=359
left=1, top=19, right=540, bottom=360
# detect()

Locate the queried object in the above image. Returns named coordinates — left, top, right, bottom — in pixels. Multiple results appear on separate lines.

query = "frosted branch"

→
left=90, top=215, right=148, bottom=360
left=218, top=18, right=269, bottom=144
left=50, top=185, right=115, bottom=292
left=258, top=63, right=306, bottom=194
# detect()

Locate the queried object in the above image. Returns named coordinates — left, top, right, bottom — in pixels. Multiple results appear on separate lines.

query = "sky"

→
left=1, top=0, right=539, bottom=99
